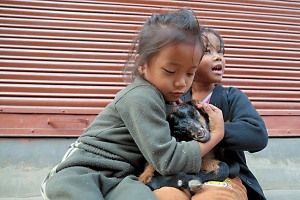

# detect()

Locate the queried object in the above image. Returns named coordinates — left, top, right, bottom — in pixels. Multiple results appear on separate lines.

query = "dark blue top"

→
left=182, top=84, right=268, bottom=200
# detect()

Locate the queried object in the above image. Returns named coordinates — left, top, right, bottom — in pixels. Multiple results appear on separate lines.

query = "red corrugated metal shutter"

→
left=1, top=0, right=299, bottom=137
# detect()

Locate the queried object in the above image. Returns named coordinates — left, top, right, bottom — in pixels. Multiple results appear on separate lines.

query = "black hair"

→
left=123, top=8, right=204, bottom=82
left=202, top=27, right=225, bottom=54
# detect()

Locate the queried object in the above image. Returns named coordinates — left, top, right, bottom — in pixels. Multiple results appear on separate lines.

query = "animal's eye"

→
left=194, top=111, right=201, bottom=118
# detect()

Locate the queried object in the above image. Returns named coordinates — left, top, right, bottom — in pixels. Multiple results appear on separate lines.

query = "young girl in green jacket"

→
left=41, top=8, right=225, bottom=200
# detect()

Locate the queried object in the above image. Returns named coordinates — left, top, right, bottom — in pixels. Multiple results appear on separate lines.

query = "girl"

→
left=41, top=9, right=225, bottom=200
left=153, top=27, right=268, bottom=200
left=188, top=27, right=268, bottom=200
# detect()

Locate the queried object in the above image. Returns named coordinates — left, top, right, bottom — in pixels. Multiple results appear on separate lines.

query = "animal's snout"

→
left=195, top=127, right=210, bottom=142
left=168, top=101, right=210, bottom=143
left=186, top=120, right=210, bottom=142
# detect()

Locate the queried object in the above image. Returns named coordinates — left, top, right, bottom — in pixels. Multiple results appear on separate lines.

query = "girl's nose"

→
left=213, top=53, right=223, bottom=61
left=175, top=77, right=187, bottom=87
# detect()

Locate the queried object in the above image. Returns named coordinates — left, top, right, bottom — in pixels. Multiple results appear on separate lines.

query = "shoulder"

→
left=218, top=85, right=259, bottom=117
left=214, top=84, right=248, bottom=101
left=212, top=84, right=254, bottom=115
left=226, top=86, right=245, bottom=95
left=214, top=84, right=243, bottom=95
left=115, top=78, right=165, bottom=109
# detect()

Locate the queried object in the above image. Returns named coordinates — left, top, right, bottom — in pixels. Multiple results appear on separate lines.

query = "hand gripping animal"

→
left=138, top=100, right=239, bottom=194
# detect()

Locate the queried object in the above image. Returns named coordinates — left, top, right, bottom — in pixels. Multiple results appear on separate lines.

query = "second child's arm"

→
left=221, top=87, right=268, bottom=152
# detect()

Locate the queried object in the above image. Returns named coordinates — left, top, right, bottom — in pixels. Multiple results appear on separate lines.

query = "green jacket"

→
left=58, top=76, right=201, bottom=177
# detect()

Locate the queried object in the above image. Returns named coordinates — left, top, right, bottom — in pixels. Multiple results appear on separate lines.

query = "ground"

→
left=0, top=138, right=299, bottom=200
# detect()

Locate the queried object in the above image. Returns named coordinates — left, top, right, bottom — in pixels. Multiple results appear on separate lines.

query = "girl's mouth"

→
left=212, top=64, right=223, bottom=75
left=212, top=64, right=222, bottom=72
left=172, top=92, right=184, bottom=97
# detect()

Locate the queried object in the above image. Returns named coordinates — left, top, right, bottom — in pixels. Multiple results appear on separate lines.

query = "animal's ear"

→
left=167, top=113, right=180, bottom=126
left=167, top=114, right=175, bottom=123
left=188, top=99, right=200, bottom=108
left=198, top=108, right=209, bottom=123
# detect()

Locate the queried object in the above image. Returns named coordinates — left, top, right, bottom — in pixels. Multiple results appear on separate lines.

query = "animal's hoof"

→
left=177, top=179, right=184, bottom=187
left=188, top=179, right=203, bottom=193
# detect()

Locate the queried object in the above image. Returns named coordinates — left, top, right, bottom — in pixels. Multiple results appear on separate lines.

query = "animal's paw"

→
left=138, top=164, right=155, bottom=183
left=145, top=172, right=203, bottom=191
left=138, top=174, right=152, bottom=184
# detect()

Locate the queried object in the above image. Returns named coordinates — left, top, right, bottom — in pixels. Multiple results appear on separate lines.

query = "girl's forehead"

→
left=204, top=33, right=221, bottom=48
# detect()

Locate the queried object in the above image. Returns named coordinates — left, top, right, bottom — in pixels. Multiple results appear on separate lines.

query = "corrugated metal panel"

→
left=0, top=0, right=299, bottom=137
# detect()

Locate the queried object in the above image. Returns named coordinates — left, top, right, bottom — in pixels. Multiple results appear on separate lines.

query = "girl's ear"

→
left=134, top=54, right=140, bottom=63
left=135, top=54, right=146, bottom=76
left=138, top=65, right=145, bottom=75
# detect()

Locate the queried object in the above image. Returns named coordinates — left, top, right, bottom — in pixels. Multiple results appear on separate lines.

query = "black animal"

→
left=138, top=100, right=239, bottom=193
left=167, top=100, right=210, bottom=143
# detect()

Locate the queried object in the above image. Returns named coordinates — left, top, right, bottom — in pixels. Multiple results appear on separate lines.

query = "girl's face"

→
left=139, top=42, right=202, bottom=102
left=193, top=32, right=225, bottom=85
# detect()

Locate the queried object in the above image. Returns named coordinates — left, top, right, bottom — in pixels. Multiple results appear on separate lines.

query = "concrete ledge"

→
left=264, top=190, right=300, bottom=200
left=0, top=138, right=74, bottom=199
left=1, top=138, right=299, bottom=199
left=245, top=138, right=300, bottom=192
left=0, top=197, right=42, bottom=200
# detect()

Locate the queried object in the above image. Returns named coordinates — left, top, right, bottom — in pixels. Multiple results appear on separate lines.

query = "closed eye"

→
left=163, top=68, right=175, bottom=74
left=187, top=72, right=195, bottom=77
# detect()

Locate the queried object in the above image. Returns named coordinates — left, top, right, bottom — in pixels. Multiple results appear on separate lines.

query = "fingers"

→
left=226, top=178, right=248, bottom=200
left=201, top=103, right=224, bottom=142
left=177, top=99, right=183, bottom=104
left=192, top=185, right=236, bottom=200
left=172, top=99, right=183, bottom=106
left=154, top=187, right=190, bottom=200
left=205, top=103, right=219, bottom=112
left=201, top=103, right=224, bottom=123
left=195, top=103, right=220, bottom=113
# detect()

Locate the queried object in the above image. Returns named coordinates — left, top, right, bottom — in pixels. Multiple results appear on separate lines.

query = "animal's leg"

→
left=138, top=164, right=156, bottom=183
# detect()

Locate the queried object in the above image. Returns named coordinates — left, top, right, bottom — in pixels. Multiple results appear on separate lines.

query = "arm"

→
left=146, top=103, right=225, bottom=191
left=116, top=85, right=201, bottom=175
left=220, top=87, right=268, bottom=152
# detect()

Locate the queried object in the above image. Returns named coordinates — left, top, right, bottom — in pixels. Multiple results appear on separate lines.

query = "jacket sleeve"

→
left=115, top=85, right=202, bottom=175
left=221, top=87, right=268, bottom=152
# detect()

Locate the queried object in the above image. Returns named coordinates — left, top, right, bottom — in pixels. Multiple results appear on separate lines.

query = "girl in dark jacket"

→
left=153, top=28, right=268, bottom=200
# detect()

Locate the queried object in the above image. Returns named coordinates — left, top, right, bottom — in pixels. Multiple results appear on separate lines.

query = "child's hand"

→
left=171, top=99, right=183, bottom=106
left=202, top=103, right=224, bottom=140
left=196, top=103, right=224, bottom=156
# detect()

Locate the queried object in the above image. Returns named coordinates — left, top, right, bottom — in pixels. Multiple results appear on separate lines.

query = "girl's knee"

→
left=153, top=187, right=190, bottom=200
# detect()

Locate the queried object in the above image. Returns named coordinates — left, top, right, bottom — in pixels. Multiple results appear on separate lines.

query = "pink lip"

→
left=213, top=70, right=223, bottom=76
left=172, top=92, right=184, bottom=97
left=212, top=64, right=223, bottom=76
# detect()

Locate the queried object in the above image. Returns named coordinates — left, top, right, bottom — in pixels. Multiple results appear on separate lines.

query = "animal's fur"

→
left=138, top=100, right=221, bottom=184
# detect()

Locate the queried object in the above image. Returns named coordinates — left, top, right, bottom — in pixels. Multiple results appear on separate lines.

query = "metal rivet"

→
left=246, top=180, right=251, bottom=185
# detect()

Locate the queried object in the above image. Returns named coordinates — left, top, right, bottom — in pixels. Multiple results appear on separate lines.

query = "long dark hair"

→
left=123, top=8, right=204, bottom=82
left=202, top=27, right=225, bottom=54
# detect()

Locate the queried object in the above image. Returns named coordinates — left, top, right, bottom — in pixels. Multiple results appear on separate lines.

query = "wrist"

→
left=210, top=129, right=224, bottom=143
